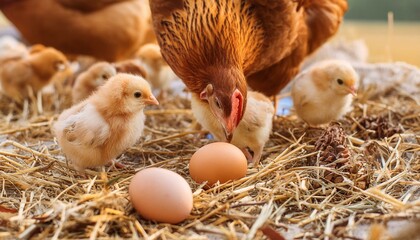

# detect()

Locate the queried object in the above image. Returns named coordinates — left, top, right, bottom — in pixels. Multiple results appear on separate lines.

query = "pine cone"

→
left=358, top=115, right=402, bottom=140
left=310, top=123, right=370, bottom=190
left=312, top=122, right=350, bottom=165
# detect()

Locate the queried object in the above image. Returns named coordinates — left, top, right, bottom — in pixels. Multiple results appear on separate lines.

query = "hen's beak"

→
left=223, top=122, right=235, bottom=142
left=144, top=95, right=159, bottom=105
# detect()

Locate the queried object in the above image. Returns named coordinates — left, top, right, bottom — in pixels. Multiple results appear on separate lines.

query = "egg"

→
left=129, top=167, right=193, bottom=224
left=189, top=142, right=248, bottom=188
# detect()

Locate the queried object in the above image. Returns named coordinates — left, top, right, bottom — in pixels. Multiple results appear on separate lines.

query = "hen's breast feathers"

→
left=151, top=0, right=264, bottom=84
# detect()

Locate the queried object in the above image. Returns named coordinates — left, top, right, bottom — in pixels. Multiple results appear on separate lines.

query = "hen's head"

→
left=200, top=67, right=247, bottom=142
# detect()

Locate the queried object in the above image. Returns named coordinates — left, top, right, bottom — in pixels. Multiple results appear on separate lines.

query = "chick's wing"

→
left=61, top=104, right=110, bottom=148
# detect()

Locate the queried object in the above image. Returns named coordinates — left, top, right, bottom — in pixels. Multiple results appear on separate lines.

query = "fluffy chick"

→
left=291, top=60, right=359, bottom=127
left=191, top=89, right=274, bottom=167
left=54, top=73, right=159, bottom=172
left=0, top=45, right=68, bottom=102
left=137, top=43, right=176, bottom=97
left=72, top=62, right=117, bottom=104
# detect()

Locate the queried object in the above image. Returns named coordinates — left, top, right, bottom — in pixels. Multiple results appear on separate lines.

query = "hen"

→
left=150, top=0, right=347, bottom=139
left=1, top=0, right=153, bottom=61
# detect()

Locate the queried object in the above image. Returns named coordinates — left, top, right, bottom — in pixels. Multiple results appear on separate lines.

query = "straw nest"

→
left=0, top=62, right=419, bottom=240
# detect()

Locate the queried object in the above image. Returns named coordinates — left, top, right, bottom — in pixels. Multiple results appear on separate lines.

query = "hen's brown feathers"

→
left=1, top=0, right=152, bottom=61
left=304, top=0, right=348, bottom=54
left=151, top=0, right=347, bottom=97
left=152, top=0, right=263, bottom=92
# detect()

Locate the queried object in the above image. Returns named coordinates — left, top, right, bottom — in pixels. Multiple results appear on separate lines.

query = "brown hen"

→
left=150, top=0, right=347, bottom=140
left=0, top=0, right=153, bottom=61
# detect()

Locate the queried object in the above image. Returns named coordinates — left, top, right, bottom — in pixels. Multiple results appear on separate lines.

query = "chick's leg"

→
left=106, top=159, right=126, bottom=170
left=241, top=147, right=253, bottom=163
left=252, top=146, right=264, bottom=168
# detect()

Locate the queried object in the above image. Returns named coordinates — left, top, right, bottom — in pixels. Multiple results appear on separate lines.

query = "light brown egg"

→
left=189, top=142, right=248, bottom=188
left=129, top=168, right=193, bottom=224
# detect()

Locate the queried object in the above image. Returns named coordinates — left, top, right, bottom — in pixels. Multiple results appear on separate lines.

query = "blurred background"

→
left=1, top=1, right=419, bottom=66
left=338, top=0, right=420, bottom=66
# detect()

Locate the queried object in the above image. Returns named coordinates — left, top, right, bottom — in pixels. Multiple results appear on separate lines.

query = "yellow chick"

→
left=0, top=45, right=68, bottom=102
left=54, top=73, right=159, bottom=172
left=72, top=62, right=117, bottom=104
left=191, top=88, right=274, bottom=166
left=136, top=43, right=176, bottom=97
left=291, top=59, right=359, bottom=127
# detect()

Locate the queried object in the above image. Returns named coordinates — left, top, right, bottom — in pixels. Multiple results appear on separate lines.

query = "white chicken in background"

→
left=0, top=36, right=28, bottom=61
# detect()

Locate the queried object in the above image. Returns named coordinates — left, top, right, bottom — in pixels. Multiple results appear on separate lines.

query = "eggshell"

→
left=189, top=142, right=248, bottom=188
left=129, top=167, right=193, bottom=224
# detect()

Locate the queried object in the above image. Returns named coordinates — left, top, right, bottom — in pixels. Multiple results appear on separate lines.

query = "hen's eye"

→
left=134, top=92, right=142, bottom=98
left=337, top=79, right=344, bottom=85
left=215, top=100, right=221, bottom=109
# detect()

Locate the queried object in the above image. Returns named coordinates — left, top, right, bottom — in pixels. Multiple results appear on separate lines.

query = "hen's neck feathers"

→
left=156, top=0, right=263, bottom=93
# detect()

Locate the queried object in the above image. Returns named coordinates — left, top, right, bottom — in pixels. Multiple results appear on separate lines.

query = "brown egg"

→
left=129, top=167, right=193, bottom=224
left=189, top=142, right=248, bottom=188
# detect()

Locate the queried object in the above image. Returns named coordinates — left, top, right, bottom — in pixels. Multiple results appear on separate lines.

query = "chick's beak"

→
left=347, top=86, right=357, bottom=96
left=144, top=95, right=159, bottom=105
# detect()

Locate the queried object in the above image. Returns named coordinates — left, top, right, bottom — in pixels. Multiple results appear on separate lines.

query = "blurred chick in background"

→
left=0, top=44, right=69, bottom=102
left=72, top=60, right=149, bottom=104
left=291, top=60, right=359, bottom=127
left=54, top=73, right=159, bottom=172
left=137, top=43, right=177, bottom=99
left=0, top=0, right=154, bottom=61
left=72, top=62, right=117, bottom=104
left=191, top=88, right=274, bottom=166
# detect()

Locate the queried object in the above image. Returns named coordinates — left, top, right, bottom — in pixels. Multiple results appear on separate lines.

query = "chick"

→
left=291, top=60, right=359, bottom=127
left=137, top=43, right=176, bottom=98
left=191, top=89, right=274, bottom=166
left=0, top=45, right=68, bottom=102
left=54, top=73, right=159, bottom=172
left=72, top=62, right=117, bottom=104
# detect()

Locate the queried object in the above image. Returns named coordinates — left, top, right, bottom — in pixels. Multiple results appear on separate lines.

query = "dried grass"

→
left=0, top=68, right=419, bottom=240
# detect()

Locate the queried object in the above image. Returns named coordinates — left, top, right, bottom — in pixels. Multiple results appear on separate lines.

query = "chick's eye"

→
left=337, top=79, right=344, bottom=85
left=102, top=74, right=108, bottom=79
left=134, top=92, right=142, bottom=98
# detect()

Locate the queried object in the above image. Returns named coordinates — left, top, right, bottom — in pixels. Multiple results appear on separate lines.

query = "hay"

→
left=0, top=66, right=419, bottom=240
